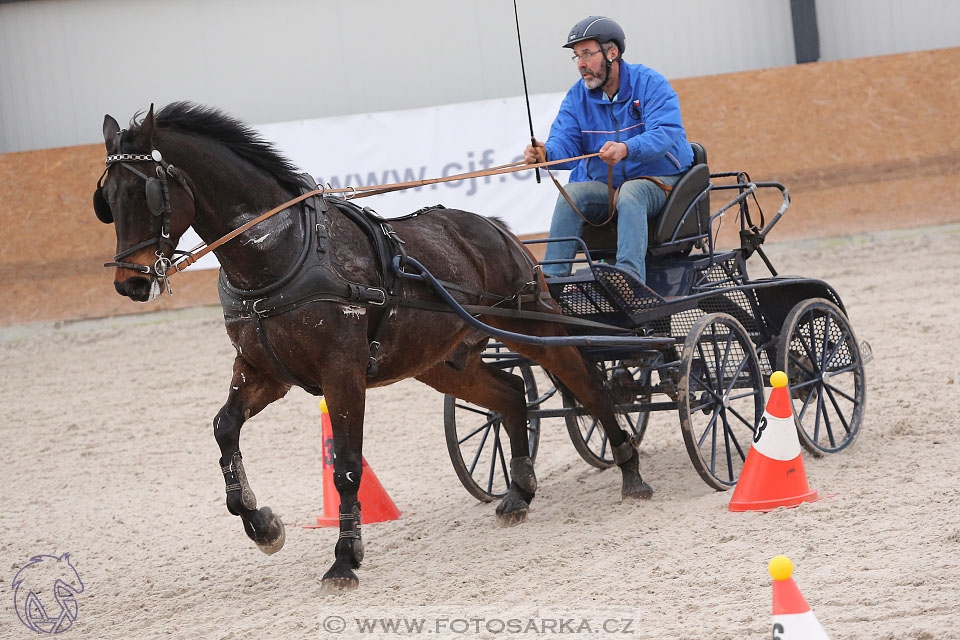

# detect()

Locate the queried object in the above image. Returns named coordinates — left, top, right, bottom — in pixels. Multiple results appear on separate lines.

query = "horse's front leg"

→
left=319, top=363, right=368, bottom=591
left=214, top=357, right=290, bottom=554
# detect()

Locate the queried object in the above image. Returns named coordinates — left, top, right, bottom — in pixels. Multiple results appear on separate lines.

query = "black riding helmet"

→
left=563, top=16, right=625, bottom=58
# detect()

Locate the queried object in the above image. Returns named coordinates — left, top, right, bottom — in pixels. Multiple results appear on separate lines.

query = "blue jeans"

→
left=541, top=175, right=681, bottom=283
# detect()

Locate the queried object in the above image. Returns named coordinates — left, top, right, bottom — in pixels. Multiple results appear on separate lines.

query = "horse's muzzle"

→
left=114, top=274, right=157, bottom=302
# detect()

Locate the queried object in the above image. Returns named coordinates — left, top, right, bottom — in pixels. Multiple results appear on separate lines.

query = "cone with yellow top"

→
left=769, top=555, right=831, bottom=639
left=729, top=371, right=819, bottom=511
left=305, top=397, right=400, bottom=528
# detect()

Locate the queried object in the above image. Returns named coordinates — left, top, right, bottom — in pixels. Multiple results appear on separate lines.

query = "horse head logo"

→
left=11, top=553, right=85, bottom=634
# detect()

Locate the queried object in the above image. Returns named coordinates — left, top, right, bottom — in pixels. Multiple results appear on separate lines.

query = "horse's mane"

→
left=135, top=102, right=303, bottom=189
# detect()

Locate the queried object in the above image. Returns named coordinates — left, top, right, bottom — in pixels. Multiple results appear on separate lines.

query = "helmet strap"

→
left=601, top=57, right=615, bottom=93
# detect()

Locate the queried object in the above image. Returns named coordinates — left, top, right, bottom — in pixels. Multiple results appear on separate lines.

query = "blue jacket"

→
left=544, top=59, right=692, bottom=188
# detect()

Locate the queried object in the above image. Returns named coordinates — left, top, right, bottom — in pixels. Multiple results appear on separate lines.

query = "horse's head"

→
left=95, top=104, right=197, bottom=301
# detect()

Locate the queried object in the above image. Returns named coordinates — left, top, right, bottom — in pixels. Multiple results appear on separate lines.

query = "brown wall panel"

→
left=672, top=47, right=960, bottom=246
left=2, top=48, right=958, bottom=326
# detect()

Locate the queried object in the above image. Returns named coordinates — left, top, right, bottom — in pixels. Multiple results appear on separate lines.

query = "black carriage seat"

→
left=580, top=142, right=711, bottom=259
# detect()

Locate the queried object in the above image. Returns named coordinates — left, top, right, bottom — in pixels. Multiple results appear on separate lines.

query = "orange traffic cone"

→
left=769, top=555, right=831, bottom=639
left=729, top=371, right=818, bottom=512
left=305, top=398, right=400, bottom=528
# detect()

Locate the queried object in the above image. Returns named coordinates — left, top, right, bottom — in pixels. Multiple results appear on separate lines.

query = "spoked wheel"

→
left=444, top=365, right=541, bottom=502
left=776, top=298, right=866, bottom=456
left=563, top=360, right=651, bottom=470
left=678, top=313, right=765, bottom=490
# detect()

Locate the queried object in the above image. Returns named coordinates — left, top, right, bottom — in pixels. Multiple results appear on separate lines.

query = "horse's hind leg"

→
left=214, top=357, right=290, bottom=554
left=417, top=356, right=537, bottom=524
left=507, top=340, right=653, bottom=501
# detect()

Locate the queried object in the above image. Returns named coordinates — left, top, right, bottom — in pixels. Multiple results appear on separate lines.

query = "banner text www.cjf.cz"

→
left=317, top=150, right=538, bottom=198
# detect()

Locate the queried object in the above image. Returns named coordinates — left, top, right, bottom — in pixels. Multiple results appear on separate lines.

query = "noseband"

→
left=96, top=145, right=196, bottom=293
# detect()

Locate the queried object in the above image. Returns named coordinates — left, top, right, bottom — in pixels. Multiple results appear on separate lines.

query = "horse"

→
left=94, top=102, right=653, bottom=590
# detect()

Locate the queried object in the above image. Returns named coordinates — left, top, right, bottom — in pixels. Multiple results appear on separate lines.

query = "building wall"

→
left=4, top=0, right=794, bottom=153
left=5, top=0, right=956, bottom=155
left=817, top=0, right=960, bottom=61
left=2, top=48, right=958, bottom=325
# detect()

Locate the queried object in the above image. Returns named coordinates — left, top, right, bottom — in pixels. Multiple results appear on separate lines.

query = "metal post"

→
left=790, top=0, right=821, bottom=64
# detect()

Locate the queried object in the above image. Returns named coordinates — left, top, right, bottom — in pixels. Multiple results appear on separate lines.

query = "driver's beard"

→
left=582, top=70, right=604, bottom=90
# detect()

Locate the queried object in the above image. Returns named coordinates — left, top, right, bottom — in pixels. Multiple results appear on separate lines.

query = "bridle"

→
left=95, top=144, right=196, bottom=293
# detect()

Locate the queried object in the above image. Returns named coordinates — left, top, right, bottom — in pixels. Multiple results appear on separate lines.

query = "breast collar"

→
left=218, top=175, right=405, bottom=319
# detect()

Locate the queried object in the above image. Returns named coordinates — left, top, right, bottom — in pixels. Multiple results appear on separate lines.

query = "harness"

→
left=218, top=175, right=422, bottom=389
left=217, top=175, right=563, bottom=391
left=100, top=149, right=635, bottom=391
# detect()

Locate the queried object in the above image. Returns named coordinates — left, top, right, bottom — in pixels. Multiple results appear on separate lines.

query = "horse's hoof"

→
left=321, top=571, right=359, bottom=593
left=496, top=508, right=528, bottom=526
left=495, top=494, right=530, bottom=525
left=622, top=480, right=654, bottom=501
left=257, top=520, right=285, bottom=554
left=243, top=507, right=286, bottom=554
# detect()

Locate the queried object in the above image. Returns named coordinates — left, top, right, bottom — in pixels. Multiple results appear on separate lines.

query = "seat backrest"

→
left=691, top=140, right=707, bottom=166
left=648, top=142, right=710, bottom=254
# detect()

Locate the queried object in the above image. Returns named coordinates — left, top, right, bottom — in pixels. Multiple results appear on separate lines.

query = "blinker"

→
left=93, top=187, right=113, bottom=224
left=145, top=177, right=165, bottom=216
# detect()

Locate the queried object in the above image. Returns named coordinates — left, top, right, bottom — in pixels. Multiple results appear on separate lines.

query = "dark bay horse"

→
left=95, top=102, right=652, bottom=590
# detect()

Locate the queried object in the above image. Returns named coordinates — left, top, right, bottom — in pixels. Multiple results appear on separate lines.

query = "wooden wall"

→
left=2, top=48, right=957, bottom=326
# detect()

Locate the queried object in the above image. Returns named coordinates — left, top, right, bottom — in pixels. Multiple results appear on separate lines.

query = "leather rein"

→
left=532, top=145, right=673, bottom=228
left=103, top=146, right=664, bottom=292
left=148, top=151, right=602, bottom=279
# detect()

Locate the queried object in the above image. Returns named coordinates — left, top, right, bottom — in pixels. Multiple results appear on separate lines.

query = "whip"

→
left=513, top=0, right=540, bottom=183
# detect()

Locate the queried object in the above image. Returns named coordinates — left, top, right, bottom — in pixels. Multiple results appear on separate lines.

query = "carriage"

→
left=99, top=105, right=872, bottom=588
left=439, top=143, right=872, bottom=500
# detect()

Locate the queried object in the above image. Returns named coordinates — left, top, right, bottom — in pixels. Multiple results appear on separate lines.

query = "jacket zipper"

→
left=611, top=104, right=626, bottom=185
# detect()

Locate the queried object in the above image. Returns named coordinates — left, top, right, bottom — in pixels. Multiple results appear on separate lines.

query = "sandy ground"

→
left=2, top=222, right=960, bottom=639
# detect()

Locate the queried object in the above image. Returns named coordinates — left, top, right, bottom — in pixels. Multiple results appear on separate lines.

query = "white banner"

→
left=178, top=92, right=569, bottom=270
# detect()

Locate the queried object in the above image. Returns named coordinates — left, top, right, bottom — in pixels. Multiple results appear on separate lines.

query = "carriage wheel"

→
left=443, top=365, right=541, bottom=502
left=776, top=298, right=866, bottom=456
left=563, top=360, right=651, bottom=470
left=678, top=313, right=765, bottom=491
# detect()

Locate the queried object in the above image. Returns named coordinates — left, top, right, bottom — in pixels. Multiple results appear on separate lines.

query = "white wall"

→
left=1, top=0, right=795, bottom=153
left=816, top=0, right=960, bottom=61
left=2, top=0, right=957, bottom=154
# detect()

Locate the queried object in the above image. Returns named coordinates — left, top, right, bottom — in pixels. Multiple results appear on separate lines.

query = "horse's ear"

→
left=103, top=115, right=120, bottom=151
left=139, top=103, right=157, bottom=144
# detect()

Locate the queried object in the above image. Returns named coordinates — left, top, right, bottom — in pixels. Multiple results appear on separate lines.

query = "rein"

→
left=160, top=151, right=602, bottom=277
left=533, top=145, right=673, bottom=228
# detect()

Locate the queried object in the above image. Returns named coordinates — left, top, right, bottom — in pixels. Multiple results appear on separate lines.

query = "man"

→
left=525, top=16, right=693, bottom=284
